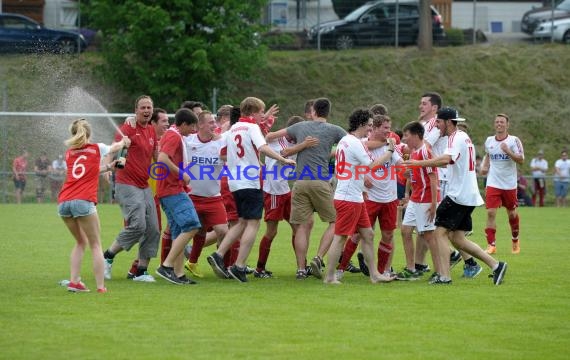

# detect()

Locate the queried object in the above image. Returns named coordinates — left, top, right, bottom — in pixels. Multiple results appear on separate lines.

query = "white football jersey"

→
left=225, top=121, right=266, bottom=191
left=366, top=141, right=402, bottom=203
left=445, top=130, right=484, bottom=206
left=484, top=135, right=524, bottom=190
left=424, top=117, right=448, bottom=182
left=263, top=136, right=295, bottom=195
left=185, top=133, right=225, bottom=197
left=334, top=134, right=373, bottom=203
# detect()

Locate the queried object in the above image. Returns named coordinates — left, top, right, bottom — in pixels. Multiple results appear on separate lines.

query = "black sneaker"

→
left=178, top=275, right=197, bottom=285
left=415, top=263, right=431, bottom=274
left=155, top=266, right=184, bottom=285
left=245, top=265, right=255, bottom=275
left=207, top=252, right=229, bottom=279
left=253, top=269, right=273, bottom=279
left=357, top=253, right=370, bottom=277
left=428, top=272, right=440, bottom=284
left=126, top=271, right=135, bottom=280
left=430, top=275, right=452, bottom=285
left=296, top=269, right=308, bottom=280
left=228, top=265, right=248, bottom=283
left=450, top=250, right=462, bottom=269
left=305, top=266, right=313, bottom=277
left=346, top=261, right=362, bottom=273
left=310, top=256, right=324, bottom=279
left=492, top=261, right=508, bottom=285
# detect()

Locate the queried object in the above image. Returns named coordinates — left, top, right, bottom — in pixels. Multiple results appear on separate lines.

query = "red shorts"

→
left=365, top=199, right=398, bottom=231
left=264, top=192, right=291, bottom=222
left=334, top=200, right=371, bottom=236
left=190, top=195, right=227, bottom=229
left=485, top=186, right=518, bottom=210
left=221, top=177, right=238, bottom=222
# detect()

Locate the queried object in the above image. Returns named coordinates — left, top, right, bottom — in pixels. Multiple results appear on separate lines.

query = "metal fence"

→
left=263, top=0, right=543, bottom=49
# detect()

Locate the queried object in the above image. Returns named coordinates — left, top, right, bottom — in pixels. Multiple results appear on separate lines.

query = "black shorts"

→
left=13, top=178, right=26, bottom=190
left=435, top=196, right=475, bottom=232
left=232, top=188, right=263, bottom=220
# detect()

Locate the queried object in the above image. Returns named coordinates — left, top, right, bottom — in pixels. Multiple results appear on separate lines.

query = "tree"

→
left=86, top=0, right=269, bottom=110
left=417, top=0, right=433, bottom=51
left=331, top=0, right=368, bottom=19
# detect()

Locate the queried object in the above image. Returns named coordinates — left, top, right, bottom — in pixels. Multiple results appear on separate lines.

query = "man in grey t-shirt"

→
left=266, top=98, right=346, bottom=279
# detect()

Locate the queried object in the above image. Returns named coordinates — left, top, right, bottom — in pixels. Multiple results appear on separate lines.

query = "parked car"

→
left=0, top=13, right=87, bottom=54
left=307, top=0, right=445, bottom=50
left=521, top=0, right=570, bottom=35
left=532, top=16, right=570, bottom=42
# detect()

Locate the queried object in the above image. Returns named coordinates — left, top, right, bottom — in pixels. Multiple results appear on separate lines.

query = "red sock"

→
left=256, top=236, right=273, bottom=271
left=189, top=233, right=206, bottom=263
left=160, top=229, right=172, bottom=265
left=225, top=241, right=240, bottom=267
left=338, top=238, right=358, bottom=270
left=485, top=228, right=496, bottom=246
left=377, top=241, right=393, bottom=274
left=509, top=215, right=520, bottom=240
left=128, top=259, right=139, bottom=276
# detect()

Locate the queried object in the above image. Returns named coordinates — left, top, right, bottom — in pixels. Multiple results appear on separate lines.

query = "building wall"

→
left=452, top=1, right=542, bottom=32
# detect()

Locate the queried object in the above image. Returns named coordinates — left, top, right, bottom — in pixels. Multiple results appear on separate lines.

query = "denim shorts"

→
left=160, top=192, right=202, bottom=240
left=554, top=181, right=569, bottom=198
left=58, top=200, right=97, bottom=218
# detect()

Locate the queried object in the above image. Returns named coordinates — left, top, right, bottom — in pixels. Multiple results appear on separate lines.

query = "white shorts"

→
left=402, top=201, right=435, bottom=233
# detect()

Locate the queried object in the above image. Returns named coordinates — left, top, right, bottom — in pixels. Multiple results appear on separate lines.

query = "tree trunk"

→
left=418, top=0, right=433, bottom=51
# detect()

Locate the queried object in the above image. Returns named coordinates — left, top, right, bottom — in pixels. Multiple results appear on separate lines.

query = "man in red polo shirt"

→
left=102, top=95, right=160, bottom=282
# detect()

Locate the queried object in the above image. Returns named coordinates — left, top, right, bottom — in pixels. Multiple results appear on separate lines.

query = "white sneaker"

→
left=104, top=259, right=113, bottom=280
left=132, top=272, right=156, bottom=282
left=335, top=269, right=344, bottom=281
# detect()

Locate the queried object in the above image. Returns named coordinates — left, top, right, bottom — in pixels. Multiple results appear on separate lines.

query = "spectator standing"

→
left=12, top=150, right=29, bottom=204
left=554, top=150, right=570, bottom=207
left=530, top=150, right=548, bottom=207
left=50, top=154, right=67, bottom=202
left=34, top=151, right=51, bottom=203
left=517, top=169, right=533, bottom=207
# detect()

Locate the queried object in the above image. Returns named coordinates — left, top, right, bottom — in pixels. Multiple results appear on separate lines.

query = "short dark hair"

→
left=174, top=108, right=198, bottom=126
left=151, top=107, right=167, bottom=124
left=287, top=115, right=305, bottom=127
left=304, top=99, right=314, bottom=114
left=230, top=106, right=241, bottom=126
left=402, top=121, right=425, bottom=140
left=180, top=100, right=205, bottom=110
left=348, top=108, right=372, bottom=132
left=421, top=92, right=442, bottom=109
left=313, top=98, right=331, bottom=118
left=370, top=103, right=388, bottom=116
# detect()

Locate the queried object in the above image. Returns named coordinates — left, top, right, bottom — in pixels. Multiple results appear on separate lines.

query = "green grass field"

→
left=1, top=204, right=568, bottom=359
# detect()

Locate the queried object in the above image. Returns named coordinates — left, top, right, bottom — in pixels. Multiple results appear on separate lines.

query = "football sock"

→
left=338, top=238, right=358, bottom=270
left=128, top=260, right=139, bottom=275
left=256, top=236, right=273, bottom=271
left=485, top=228, right=496, bottom=246
left=189, top=233, right=206, bottom=263
left=377, top=241, right=393, bottom=274
left=509, top=214, right=520, bottom=240
left=160, top=229, right=172, bottom=264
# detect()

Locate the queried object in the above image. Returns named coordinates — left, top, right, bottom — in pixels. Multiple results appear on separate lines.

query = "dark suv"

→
left=307, top=0, right=445, bottom=50
left=521, top=0, right=570, bottom=35
left=0, top=13, right=87, bottom=53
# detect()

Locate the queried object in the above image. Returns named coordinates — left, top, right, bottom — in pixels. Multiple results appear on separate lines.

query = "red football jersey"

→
left=114, top=122, right=157, bottom=188
left=58, top=143, right=103, bottom=204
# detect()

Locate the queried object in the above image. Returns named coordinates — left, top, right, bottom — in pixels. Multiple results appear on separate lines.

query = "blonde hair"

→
left=65, top=118, right=91, bottom=148
left=240, top=97, right=265, bottom=116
